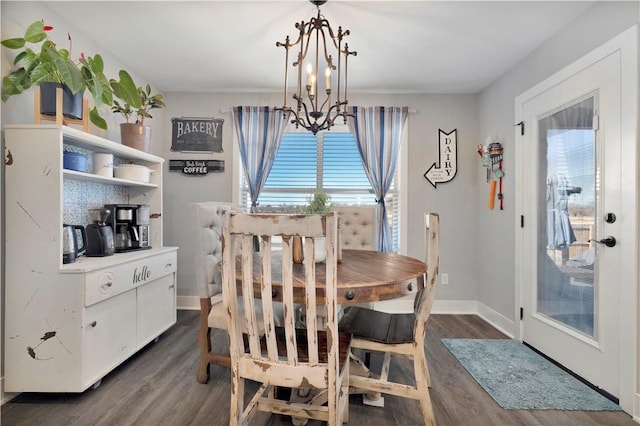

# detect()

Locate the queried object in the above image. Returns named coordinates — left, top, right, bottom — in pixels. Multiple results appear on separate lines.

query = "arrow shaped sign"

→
left=424, top=128, right=458, bottom=188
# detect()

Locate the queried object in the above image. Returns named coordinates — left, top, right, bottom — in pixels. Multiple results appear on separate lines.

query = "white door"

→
left=515, top=27, right=637, bottom=409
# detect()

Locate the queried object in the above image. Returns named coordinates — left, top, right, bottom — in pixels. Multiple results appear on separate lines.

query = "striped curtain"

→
left=347, top=106, right=408, bottom=252
left=232, top=106, right=289, bottom=212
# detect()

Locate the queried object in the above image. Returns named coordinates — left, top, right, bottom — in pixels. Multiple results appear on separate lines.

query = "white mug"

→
left=93, top=153, right=114, bottom=177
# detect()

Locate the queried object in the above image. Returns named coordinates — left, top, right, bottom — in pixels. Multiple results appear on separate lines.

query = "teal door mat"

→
left=442, top=338, right=621, bottom=411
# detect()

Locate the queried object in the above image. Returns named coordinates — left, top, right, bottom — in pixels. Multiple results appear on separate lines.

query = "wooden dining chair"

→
left=338, top=212, right=439, bottom=426
left=221, top=212, right=352, bottom=426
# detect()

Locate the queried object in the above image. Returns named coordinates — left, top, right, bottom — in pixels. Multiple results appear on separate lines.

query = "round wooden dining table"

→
left=241, top=248, right=427, bottom=305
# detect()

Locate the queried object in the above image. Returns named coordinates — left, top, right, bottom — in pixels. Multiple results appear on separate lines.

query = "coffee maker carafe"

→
left=105, top=204, right=151, bottom=252
left=85, top=208, right=115, bottom=257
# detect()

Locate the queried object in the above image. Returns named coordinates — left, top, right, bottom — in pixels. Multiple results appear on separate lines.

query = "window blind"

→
left=240, top=131, right=399, bottom=251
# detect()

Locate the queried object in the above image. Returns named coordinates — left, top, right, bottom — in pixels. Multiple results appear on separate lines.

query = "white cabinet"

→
left=4, top=125, right=178, bottom=392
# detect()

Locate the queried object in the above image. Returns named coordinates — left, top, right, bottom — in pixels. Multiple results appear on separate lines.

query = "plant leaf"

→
left=111, top=70, right=141, bottom=109
left=97, top=74, right=113, bottom=105
left=24, top=21, right=46, bottom=44
left=1, top=38, right=25, bottom=49
left=2, top=73, right=29, bottom=102
left=89, top=106, right=108, bottom=130
left=45, top=46, right=83, bottom=92
left=88, top=54, right=104, bottom=74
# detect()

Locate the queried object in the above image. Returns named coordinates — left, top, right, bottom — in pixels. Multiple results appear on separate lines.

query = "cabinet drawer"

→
left=85, top=251, right=177, bottom=306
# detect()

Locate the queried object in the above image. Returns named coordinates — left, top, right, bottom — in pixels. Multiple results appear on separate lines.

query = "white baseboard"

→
left=178, top=295, right=518, bottom=338
left=634, top=392, right=640, bottom=423
left=177, top=295, right=202, bottom=310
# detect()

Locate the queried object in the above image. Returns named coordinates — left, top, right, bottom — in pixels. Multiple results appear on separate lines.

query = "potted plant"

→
left=1, top=20, right=112, bottom=129
left=301, top=191, right=333, bottom=262
left=302, top=191, right=333, bottom=215
left=110, top=70, right=165, bottom=152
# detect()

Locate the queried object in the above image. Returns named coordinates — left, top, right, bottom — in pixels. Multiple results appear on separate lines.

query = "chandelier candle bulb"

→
left=325, top=67, right=331, bottom=89
left=307, top=63, right=313, bottom=86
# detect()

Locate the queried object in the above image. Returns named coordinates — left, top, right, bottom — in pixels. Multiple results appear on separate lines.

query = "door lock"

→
left=590, top=236, right=616, bottom=247
left=604, top=212, right=617, bottom=223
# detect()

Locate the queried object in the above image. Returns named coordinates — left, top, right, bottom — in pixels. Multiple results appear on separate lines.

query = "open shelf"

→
left=63, top=169, right=158, bottom=188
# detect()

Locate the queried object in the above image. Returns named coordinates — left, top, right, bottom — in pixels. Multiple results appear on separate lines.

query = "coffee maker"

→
left=85, top=208, right=115, bottom=257
left=104, top=204, right=151, bottom=252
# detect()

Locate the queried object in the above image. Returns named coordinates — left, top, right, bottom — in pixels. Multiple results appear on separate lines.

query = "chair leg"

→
left=424, top=354, right=432, bottom=388
left=197, top=327, right=212, bottom=384
left=414, top=348, right=436, bottom=426
left=229, top=368, right=243, bottom=426
left=341, top=362, right=350, bottom=424
left=197, top=299, right=213, bottom=384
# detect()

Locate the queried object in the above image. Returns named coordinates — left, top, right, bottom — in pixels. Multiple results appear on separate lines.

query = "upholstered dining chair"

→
left=221, top=212, right=351, bottom=425
left=191, top=202, right=240, bottom=383
left=333, top=205, right=377, bottom=251
left=338, top=212, right=439, bottom=426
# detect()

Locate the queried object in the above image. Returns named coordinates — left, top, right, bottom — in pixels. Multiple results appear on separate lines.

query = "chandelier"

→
left=276, top=0, right=357, bottom=134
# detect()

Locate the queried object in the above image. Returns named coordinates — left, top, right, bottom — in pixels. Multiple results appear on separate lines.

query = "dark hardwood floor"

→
left=2, top=311, right=635, bottom=426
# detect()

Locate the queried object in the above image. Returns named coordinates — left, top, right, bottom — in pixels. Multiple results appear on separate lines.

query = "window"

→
left=239, top=127, right=400, bottom=252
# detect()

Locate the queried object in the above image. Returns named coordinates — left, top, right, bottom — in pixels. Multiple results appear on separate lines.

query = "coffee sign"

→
left=169, top=159, right=225, bottom=175
left=171, top=117, right=223, bottom=152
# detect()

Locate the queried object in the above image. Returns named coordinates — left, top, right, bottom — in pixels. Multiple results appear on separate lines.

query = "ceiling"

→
left=43, top=1, right=595, bottom=95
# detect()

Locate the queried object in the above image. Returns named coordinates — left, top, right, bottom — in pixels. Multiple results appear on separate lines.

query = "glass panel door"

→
left=537, top=96, right=596, bottom=337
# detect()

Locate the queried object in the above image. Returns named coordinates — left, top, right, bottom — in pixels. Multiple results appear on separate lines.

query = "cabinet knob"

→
left=169, top=284, right=175, bottom=289
left=105, top=281, right=113, bottom=287
left=89, top=321, right=97, bottom=328
left=165, top=262, right=173, bottom=268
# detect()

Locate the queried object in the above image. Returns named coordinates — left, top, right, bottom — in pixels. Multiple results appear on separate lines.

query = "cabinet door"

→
left=137, top=274, right=176, bottom=347
left=84, top=290, right=136, bottom=387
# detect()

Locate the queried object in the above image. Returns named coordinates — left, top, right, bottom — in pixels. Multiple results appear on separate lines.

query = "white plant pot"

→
left=314, top=237, right=326, bottom=263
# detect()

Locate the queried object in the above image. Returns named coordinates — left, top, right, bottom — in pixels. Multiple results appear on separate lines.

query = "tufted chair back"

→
left=192, top=202, right=240, bottom=299
left=192, top=202, right=241, bottom=382
left=334, top=205, right=378, bottom=251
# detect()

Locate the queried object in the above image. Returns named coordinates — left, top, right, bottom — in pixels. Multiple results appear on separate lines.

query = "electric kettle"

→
left=63, top=224, right=87, bottom=264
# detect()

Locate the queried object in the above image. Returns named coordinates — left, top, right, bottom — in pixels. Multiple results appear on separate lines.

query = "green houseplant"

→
left=302, top=191, right=333, bottom=214
left=110, top=70, right=165, bottom=151
left=1, top=20, right=113, bottom=129
left=301, top=191, right=333, bottom=262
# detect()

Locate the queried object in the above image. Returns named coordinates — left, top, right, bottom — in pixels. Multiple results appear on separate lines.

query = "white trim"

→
left=177, top=295, right=201, bottom=310
left=179, top=295, right=518, bottom=339
left=634, top=393, right=640, bottom=423
left=373, top=298, right=517, bottom=339
left=399, top=121, right=409, bottom=254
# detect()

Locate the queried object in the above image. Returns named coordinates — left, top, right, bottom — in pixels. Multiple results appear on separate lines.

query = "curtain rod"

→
left=218, top=107, right=417, bottom=114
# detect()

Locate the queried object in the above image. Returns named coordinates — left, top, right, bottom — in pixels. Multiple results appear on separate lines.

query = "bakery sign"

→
left=171, top=117, right=223, bottom=152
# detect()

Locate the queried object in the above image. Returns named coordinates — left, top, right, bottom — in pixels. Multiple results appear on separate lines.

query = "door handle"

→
left=590, top=236, right=616, bottom=247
